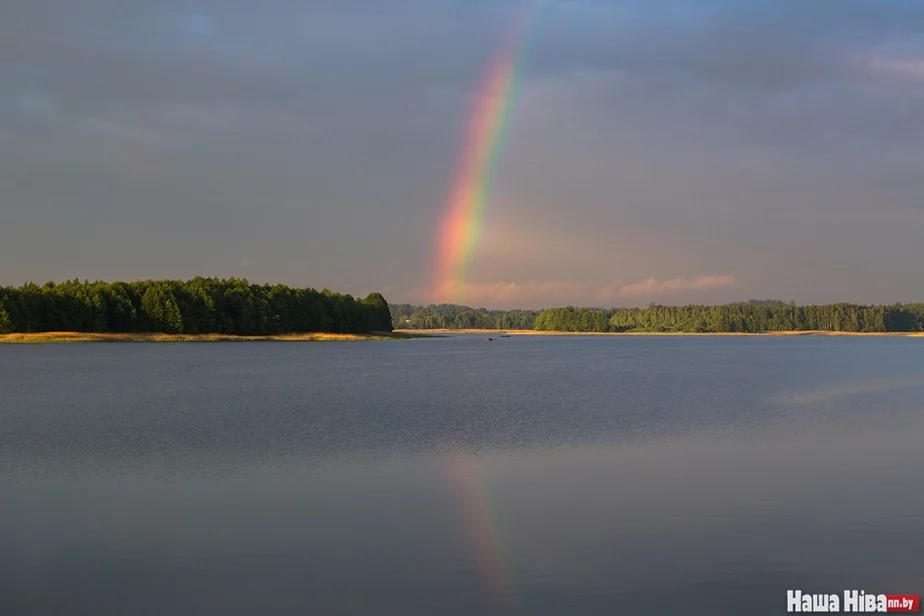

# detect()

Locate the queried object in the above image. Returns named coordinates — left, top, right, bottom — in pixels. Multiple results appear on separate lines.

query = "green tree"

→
left=141, top=285, right=185, bottom=334
left=0, top=301, right=12, bottom=334
left=361, top=292, right=393, bottom=332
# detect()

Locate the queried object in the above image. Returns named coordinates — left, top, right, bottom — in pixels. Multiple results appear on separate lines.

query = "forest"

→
left=391, top=300, right=924, bottom=333
left=5, top=281, right=922, bottom=336
left=389, top=303, right=540, bottom=330
left=0, top=278, right=393, bottom=335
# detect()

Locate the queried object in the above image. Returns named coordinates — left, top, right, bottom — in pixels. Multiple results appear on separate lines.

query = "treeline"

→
left=537, top=302, right=924, bottom=333
left=389, top=303, right=539, bottom=330
left=390, top=300, right=924, bottom=333
left=0, top=278, right=393, bottom=335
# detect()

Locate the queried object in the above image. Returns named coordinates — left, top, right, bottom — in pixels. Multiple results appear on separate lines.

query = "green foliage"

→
left=390, top=300, right=924, bottom=333
left=535, top=307, right=609, bottom=332
left=599, top=302, right=922, bottom=333
left=0, top=297, right=12, bottom=334
left=141, top=285, right=184, bottom=334
left=360, top=293, right=394, bottom=332
left=0, top=278, right=393, bottom=335
left=389, top=303, right=539, bottom=330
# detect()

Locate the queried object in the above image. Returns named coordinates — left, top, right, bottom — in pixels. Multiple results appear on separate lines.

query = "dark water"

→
left=1, top=335, right=922, bottom=615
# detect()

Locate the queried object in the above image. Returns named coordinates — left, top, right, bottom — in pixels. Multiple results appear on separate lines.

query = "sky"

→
left=1, top=0, right=922, bottom=309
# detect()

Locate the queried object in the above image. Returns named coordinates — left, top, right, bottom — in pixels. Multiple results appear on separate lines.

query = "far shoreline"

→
left=394, top=329, right=924, bottom=337
left=0, top=331, right=437, bottom=344
left=2, top=329, right=919, bottom=343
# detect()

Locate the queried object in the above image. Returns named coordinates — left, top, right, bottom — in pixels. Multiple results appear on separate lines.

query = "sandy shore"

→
left=0, top=331, right=430, bottom=343
left=3, top=330, right=917, bottom=343
left=394, top=329, right=923, bottom=337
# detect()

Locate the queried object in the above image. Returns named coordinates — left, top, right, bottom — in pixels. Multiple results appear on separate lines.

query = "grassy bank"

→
left=0, top=331, right=437, bottom=344
left=394, top=329, right=924, bottom=337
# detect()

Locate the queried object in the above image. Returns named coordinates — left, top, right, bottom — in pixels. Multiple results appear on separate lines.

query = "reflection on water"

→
left=769, top=375, right=924, bottom=406
left=1, top=336, right=922, bottom=615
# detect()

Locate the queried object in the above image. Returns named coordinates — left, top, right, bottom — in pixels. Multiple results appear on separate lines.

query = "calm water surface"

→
left=1, top=335, right=922, bottom=615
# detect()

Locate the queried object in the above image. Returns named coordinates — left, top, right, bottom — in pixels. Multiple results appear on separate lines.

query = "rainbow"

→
left=433, top=7, right=543, bottom=605
left=431, top=5, right=538, bottom=305
left=444, top=452, right=515, bottom=608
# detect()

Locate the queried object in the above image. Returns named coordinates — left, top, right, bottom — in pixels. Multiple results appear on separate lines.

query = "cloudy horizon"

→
left=2, top=1, right=922, bottom=310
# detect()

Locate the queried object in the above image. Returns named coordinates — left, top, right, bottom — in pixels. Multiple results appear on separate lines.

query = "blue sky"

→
left=1, top=0, right=922, bottom=308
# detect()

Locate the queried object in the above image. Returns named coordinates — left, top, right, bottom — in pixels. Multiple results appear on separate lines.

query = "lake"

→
left=1, top=335, right=922, bottom=615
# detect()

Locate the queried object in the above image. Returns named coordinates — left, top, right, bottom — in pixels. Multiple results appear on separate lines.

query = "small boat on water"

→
left=487, top=337, right=494, bottom=341
left=499, top=334, right=512, bottom=338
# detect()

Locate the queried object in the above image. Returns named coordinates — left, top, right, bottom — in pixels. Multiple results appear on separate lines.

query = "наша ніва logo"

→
left=787, top=590, right=920, bottom=613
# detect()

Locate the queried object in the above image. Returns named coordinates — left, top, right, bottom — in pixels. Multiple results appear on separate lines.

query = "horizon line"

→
left=389, top=299, right=924, bottom=311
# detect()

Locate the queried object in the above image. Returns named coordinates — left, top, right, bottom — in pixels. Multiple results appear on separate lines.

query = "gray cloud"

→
left=1, top=0, right=922, bottom=306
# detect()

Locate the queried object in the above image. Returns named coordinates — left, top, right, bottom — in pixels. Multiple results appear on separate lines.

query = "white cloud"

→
left=409, top=279, right=587, bottom=307
left=17, top=90, right=59, bottom=118
left=165, top=104, right=238, bottom=126
left=406, top=274, right=737, bottom=308
left=614, top=275, right=736, bottom=299
left=81, top=117, right=184, bottom=147
left=855, top=36, right=924, bottom=82
left=864, top=56, right=924, bottom=81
